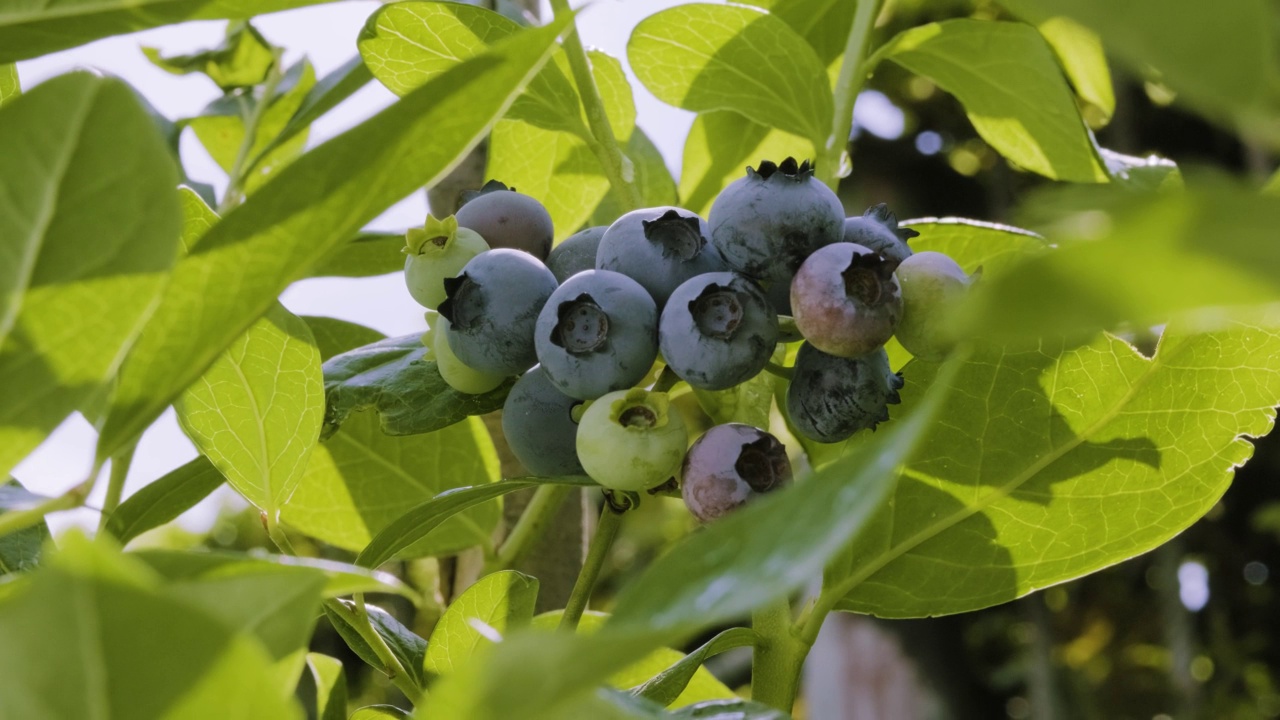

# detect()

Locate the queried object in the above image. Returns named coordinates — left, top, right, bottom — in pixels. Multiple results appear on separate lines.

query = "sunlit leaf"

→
left=629, top=3, right=833, bottom=146
left=175, top=303, right=323, bottom=520
left=104, top=456, right=226, bottom=545
left=874, top=20, right=1107, bottom=182
left=425, top=570, right=539, bottom=674
left=0, top=73, right=181, bottom=477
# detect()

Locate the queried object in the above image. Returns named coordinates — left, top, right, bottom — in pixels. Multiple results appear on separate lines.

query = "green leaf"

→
left=425, top=570, right=539, bottom=675
left=175, top=303, right=324, bottom=519
left=352, top=706, right=411, bottom=719
left=1035, top=15, right=1114, bottom=123
left=188, top=59, right=317, bottom=195
left=324, top=599, right=428, bottom=688
left=1265, top=169, right=1280, bottom=197
left=0, top=0, right=341, bottom=64
left=160, top=557, right=327, bottom=661
left=307, top=233, right=405, bottom=279
left=0, top=532, right=303, bottom=719
left=629, top=3, right=834, bottom=147
left=306, top=653, right=348, bottom=720
left=358, top=1, right=584, bottom=136
left=415, top=629, right=666, bottom=720
left=98, top=18, right=569, bottom=461
left=143, top=21, right=277, bottom=91
left=530, top=611, right=737, bottom=709
left=1097, top=148, right=1182, bottom=192
left=488, top=119, right=611, bottom=242
left=0, top=73, right=181, bottom=478
left=355, top=476, right=596, bottom=569
left=249, top=55, right=374, bottom=175
left=831, top=316, right=1280, bottom=617
left=0, top=64, right=17, bottom=106
left=285, top=412, right=501, bottom=556
left=999, top=0, right=1274, bottom=123
left=178, top=185, right=221, bottom=253
left=742, top=0, right=856, bottom=81
left=678, top=110, right=813, bottom=217
left=302, top=316, right=387, bottom=362
left=0, top=480, right=48, bottom=576
left=609, top=358, right=960, bottom=635
left=630, top=627, right=758, bottom=707
left=670, top=700, right=791, bottom=719
left=874, top=20, right=1107, bottom=183
left=131, top=549, right=416, bottom=601
left=903, top=217, right=1048, bottom=279
left=104, top=455, right=226, bottom=545
left=962, top=186, right=1280, bottom=339
left=322, top=333, right=512, bottom=438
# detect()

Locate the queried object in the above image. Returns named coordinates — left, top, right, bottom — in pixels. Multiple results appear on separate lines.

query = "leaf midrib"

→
left=0, top=82, right=97, bottom=346
left=840, top=336, right=1186, bottom=600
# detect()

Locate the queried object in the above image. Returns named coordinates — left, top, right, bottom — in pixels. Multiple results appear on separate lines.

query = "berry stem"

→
left=219, top=49, right=285, bottom=213
left=651, top=366, right=682, bottom=393
left=547, top=0, right=645, bottom=212
left=96, top=440, right=138, bottom=534
left=323, top=595, right=423, bottom=702
left=818, top=0, right=885, bottom=191
left=558, top=495, right=628, bottom=631
left=266, top=513, right=423, bottom=702
left=0, top=458, right=104, bottom=539
left=485, top=483, right=571, bottom=573
left=763, top=360, right=794, bottom=380
left=750, top=599, right=810, bottom=712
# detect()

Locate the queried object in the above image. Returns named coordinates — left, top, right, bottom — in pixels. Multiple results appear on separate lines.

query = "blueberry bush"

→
left=2, top=0, right=1279, bottom=718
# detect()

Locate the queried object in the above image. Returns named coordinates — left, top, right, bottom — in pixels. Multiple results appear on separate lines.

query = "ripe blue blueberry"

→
left=502, top=365, right=585, bottom=476
left=576, top=389, right=688, bottom=491
left=786, top=343, right=903, bottom=443
left=842, top=203, right=918, bottom=265
left=403, top=214, right=490, bottom=311
left=659, top=272, right=779, bottom=390
left=596, top=206, right=726, bottom=307
left=791, top=242, right=902, bottom=358
left=439, top=248, right=558, bottom=376
left=456, top=180, right=555, bottom=261
left=535, top=270, right=659, bottom=400
left=681, top=424, right=791, bottom=523
left=708, top=158, right=844, bottom=284
left=545, top=226, right=606, bottom=284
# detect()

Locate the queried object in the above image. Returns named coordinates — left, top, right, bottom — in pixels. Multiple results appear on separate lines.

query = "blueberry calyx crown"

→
left=735, top=435, right=791, bottom=492
left=641, top=210, right=705, bottom=261
left=748, top=156, right=815, bottom=181
left=460, top=178, right=515, bottom=204
left=841, top=251, right=898, bottom=306
left=438, top=274, right=477, bottom=328
left=551, top=293, right=610, bottom=355
left=610, top=389, right=670, bottom=431
left=864, top=202, right=920, bottom=243
left=404, top=214, right=458, bottom=255
left=690, top=283, right=744, bottom=340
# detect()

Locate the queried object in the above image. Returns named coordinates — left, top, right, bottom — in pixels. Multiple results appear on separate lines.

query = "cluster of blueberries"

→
left=404, top=159, right=973, bottom=522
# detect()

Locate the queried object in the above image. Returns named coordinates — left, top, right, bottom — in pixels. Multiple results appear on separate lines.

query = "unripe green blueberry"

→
left=576, top=389, right=688, bottom=491
left=430, top=314, right=506, bottom=394
left=894, top=251, right=972, bottom=361
left=403, top=214, right=489, bottom=310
